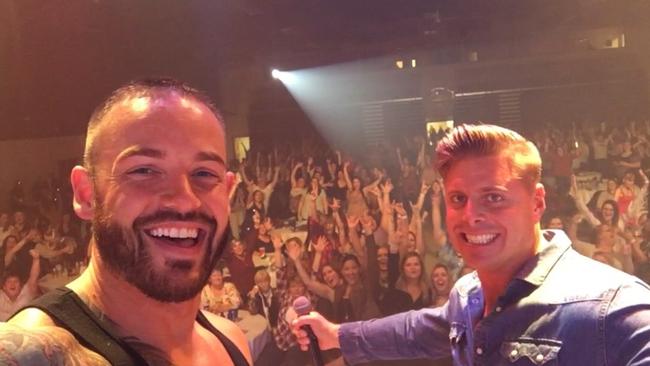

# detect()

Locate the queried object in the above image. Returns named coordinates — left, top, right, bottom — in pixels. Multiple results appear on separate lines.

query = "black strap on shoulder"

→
left=18, top=287, right=149, bottom=366
left=196, top=311, right=250, bottom=366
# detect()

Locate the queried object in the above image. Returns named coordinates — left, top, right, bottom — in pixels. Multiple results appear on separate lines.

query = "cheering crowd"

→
left=2, top=118, right=650, bottom=365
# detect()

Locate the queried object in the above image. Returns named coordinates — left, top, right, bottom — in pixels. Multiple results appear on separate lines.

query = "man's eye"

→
left=127, top=167, right=159, bottom=176
left=193, top=170, right=223, bottom=187
left=449, top=194, right=466, bottom=205
left=194, top=170, right=215, bottom=177
left=485, top=193, right=504, bottom=203
left=193, top=170, right=221, bottom=179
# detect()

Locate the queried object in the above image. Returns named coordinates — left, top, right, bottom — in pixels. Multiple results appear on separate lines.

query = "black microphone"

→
left=292, top=296, right=324, bottom=366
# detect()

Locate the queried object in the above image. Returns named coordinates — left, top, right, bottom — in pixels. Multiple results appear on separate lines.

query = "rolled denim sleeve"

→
left=605, top=281, right=650, bottom=366
left=338, top=306, right=452, bottom=364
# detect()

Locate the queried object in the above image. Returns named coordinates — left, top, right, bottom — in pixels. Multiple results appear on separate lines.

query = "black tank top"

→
left=16, top=287, right=250, bottom=366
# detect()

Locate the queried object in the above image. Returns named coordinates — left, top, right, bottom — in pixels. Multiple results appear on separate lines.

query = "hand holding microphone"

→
left=291, top=296, right=341, bottom=364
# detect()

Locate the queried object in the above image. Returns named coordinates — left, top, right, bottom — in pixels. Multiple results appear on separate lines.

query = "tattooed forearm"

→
left=0, top=323, right=109, bottom=366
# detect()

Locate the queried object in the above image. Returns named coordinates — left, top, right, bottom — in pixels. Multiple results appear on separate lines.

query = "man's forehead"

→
left=93, top=93, right=225, bottom=163
left=107, top=92, right=213, bottom=122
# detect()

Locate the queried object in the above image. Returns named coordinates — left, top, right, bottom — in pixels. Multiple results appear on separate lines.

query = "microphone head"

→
left=292, top=295, right=312, bottom=316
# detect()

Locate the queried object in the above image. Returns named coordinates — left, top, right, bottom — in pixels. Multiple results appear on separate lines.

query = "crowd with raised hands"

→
left=0, top=178, right=89, bottom=321
left=533, top=119, right=650, bottom=283
left=3, top=118, right=650, bottom=364
left=191, top=119, right=650, bottom=365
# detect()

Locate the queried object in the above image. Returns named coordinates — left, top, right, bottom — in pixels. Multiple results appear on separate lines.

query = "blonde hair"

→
left=436, top=124, right=541, bottom=191
left=254, top=269, right=270, bottom=284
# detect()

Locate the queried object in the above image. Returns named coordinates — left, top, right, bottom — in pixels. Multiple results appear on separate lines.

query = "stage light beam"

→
left=271, top=69, right=296, bottom=84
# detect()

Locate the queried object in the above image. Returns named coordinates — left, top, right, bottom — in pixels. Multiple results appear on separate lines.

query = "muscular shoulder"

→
left=201, top=310, right=252, bottom=365
left=0, top=312, right=109, bottom=365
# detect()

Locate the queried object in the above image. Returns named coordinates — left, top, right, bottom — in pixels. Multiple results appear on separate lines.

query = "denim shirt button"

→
left=471, top=298, right=479, bottom=305
left=495, top=306, right=502, bottom=312
left=535, top=354, right=544, bottom=363
left=476, top=347, right=483, bottom=355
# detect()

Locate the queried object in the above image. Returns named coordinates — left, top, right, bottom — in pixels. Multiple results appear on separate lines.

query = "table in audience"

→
left=236, top=309, right=271, bottom=361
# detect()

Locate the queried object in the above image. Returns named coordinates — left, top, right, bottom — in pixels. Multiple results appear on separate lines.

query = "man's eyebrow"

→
left=195, top=151, right=226, bottom=166
left=478, top=186, right=508, bottom=192
left=116, top=147, right=165, bottom=163
left=114, top=147, right=225, bottom=166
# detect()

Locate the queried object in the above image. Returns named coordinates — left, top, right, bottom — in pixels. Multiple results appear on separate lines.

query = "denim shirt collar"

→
left=455, top=229, right=573, bottom=315
left=514, top=229, right=572, bottom=287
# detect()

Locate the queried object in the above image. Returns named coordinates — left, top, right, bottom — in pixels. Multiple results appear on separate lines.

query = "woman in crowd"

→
left=247, top=269, right=275, bottom=321
left=287, top=227, right=381, bottom=323
left=430, top=263, right=452, bottom=307
left=615, top=171, right=640, bottom=219
left=201, top=267, right=242, bottom=316
left=297, top=176, right=327, bottom=222
left=343, top=161, right=368, bottom=218
left=221, top=239, right=256, bottom=298
left=571, top=175, right=624, bottom=232
left=289, top=162, right=307, bottom=219
left=393, top=252, right=430, bottom=310
left=587, top=178, right=618, bottom=212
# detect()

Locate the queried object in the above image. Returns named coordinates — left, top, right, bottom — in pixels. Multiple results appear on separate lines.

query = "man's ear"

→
left=533, top=183, right=546, bottom=220
left=70, top=166, right=95, bottom=221
left=225, top=171, right=236, bottom=194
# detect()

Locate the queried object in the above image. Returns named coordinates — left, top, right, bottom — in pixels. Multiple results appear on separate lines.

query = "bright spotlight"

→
left=270, top=69, right=296, bottom=84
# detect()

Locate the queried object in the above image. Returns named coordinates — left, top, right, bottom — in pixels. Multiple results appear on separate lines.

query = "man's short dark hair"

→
left=83, top=77, right=223, bottom=173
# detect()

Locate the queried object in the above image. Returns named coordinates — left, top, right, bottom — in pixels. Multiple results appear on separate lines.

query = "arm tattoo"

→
left=0, top=323, right=109, bottom=366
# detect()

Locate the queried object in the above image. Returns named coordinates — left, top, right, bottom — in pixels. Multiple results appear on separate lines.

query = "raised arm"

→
left=25, top=250, right=41, bottom=295
left=291, top=162, right=303, bottom=189
left=362, top=171, right=383, bottom=197
left=271, top=233, right=286, bottom=269
left=266, top=154, right=274, bottom=182
left=268, top=166, right=280, bottom=190
left=430, top=181, right=447, bottom=248
left=5, top=231, right=34, bottom=267
left=287, top=237, right=336, bottom=303
left=330, top=201, right=350, bottom=254
left=379, top=181, right=394, bottom=235
left=396, top=147, right=405, bottom=170
left=306, top=157, right=315, bottom=178
left=569, top=174, right=601, bottom=227
left=343, top=161, right=353, bottom=191
left=239, top=163, right=253, bottom=188
left=347, top=216, right=366, bottom=268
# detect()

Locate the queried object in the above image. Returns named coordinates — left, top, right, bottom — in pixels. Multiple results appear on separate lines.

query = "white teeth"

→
left=149, top=227, right=199, bottom=239
left=179, top=228, right=188, bottom=238
left=465, top=233, right=497, bottom=244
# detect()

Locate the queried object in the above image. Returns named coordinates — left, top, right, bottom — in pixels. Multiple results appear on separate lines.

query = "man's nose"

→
left=463, top=200, right=485, bottom=225
left=161, top=175, right=201, bottom=213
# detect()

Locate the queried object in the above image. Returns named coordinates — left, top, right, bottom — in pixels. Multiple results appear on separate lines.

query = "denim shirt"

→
left=339, top=230, right=650, bottom=365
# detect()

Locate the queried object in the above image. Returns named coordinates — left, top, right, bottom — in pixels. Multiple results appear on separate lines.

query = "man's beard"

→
left=92, top=200, right=227, bottom=303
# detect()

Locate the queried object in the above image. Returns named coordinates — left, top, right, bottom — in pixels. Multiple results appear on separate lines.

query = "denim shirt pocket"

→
left=500, top=338, right=562, bottom=365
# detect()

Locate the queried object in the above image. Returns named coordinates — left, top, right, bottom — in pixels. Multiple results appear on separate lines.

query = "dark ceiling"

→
left=1, top=0, right=646, bottom=140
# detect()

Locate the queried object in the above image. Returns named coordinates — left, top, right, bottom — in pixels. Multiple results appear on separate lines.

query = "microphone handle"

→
left=300, top=324, right=324, bottom=366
